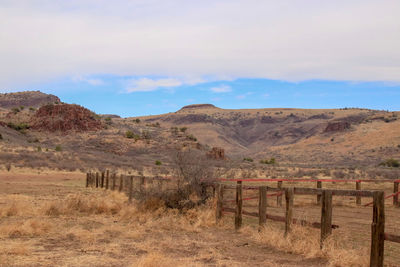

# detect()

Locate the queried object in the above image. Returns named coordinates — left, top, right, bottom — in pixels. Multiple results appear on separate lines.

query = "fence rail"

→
left=85, top=172, right=400, bottom=267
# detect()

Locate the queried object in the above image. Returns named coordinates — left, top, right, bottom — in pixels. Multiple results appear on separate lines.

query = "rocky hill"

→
left=0, top=91, right=60, bottom=109
left=1, top=92, right=400, bottom=172
left=136, top=104, right=400, bottom=167
left=30, top=104, right=103, bottom=132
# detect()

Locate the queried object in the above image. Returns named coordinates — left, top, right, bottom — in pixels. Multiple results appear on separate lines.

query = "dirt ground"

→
left=0, top=170, right=329, bottom=267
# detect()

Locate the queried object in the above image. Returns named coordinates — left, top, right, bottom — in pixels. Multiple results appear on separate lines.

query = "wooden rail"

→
left=85, top=172, right=400, bottom=267
left=215, top=180, right=400, bottom=267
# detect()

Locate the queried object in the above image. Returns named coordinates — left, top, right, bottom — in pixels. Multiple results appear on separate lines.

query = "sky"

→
left=1, top=0, right=399, bottom=117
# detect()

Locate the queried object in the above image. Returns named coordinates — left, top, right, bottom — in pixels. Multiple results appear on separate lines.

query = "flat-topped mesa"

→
left=179, top=104, right=218, bottom=111
left=0, top=91, right=60, bottom=109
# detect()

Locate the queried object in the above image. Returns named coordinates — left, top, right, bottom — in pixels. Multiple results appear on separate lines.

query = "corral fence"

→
left=85, top=172, right=400, bottom=267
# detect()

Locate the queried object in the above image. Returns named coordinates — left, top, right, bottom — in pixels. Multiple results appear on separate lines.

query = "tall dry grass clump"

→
left=42, top=191, right=127, bottom=216
left=252, top=224, right=369, bottom=267
left=0, top=219, right=53, bottom=238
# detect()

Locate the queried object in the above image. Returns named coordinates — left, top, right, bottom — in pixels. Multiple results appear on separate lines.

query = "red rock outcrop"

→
left=324, top=121, right=351, bottom=132
left=30, top=104, right=102, bottom=132
left=206, top=147, right=226, bottom=160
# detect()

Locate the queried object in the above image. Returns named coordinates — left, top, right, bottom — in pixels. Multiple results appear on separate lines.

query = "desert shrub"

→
left=7, top=122, right=29, bottom=131
left=125, top=130, right=134, bottom=139
left=11, top=107, right=20, bottom=113
left=243, top=157, right=253, bottom=162
left=105, top=117, right=112, bottom=125
left=55, top=145, right=62, bottom=152
left=19, top=106, right=24, bottom=110
left=5, top=163, right=11, bottom=172
left=260, top=158, right=276, bottom=164
left=142, top=131, right=151, bottom=140
left=135, top=118, right=141, bottom=123
left=29, top=107, right=35, bottom=111
left=140, top=150, right=230, bottom=210
left=37, top=146, right=42, bottom=152
left=332, top=170, right=347, bottom=179
left=179, top=127, right=187, bottom=133
left=186, top=134, right=197, bottom=141
left=379, top=158, right=400, bottom=168
left=155, top=160, right=162, bottom=166
left=0, top=133, right=2, bottom=140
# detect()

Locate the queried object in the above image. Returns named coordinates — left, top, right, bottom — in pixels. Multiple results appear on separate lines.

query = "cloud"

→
left=126, top=78, right=183, bottom=92
left=210, top=85, right=232, bottom=93
left=1, top=0, right=400, bottom=89
left=72, top=76, right=104, bottom=86
left=236, top=92, right=253, bottom=99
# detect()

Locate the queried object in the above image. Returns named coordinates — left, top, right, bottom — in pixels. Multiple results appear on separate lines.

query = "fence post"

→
left=259, top=186, right=267, bottom=228
left=101, top=172, right=105, bottom=188
left=216, top=184, right=224, bottom=223
left=235, top=181, right=243, bottom=230
left=119, top=175, right=123, bottom=192
left=394, top=181, right=399, bottom=207
left=356, top=180, right=361, bottom=205
left=105, top=170, right=109, bottom=190
left=284, top=187, right=294, bottom=236
left=91, top=173, right=94, bottom=187
left=370, top=191, right=385, bottom=267
left=112, top=173, right=116, bottom=190
left=129, top=176, right=133, bottom=203
left=320, top=189, right=333, bottom=248
left=317, top=181, right=322, bottom=204
left=277, top=181, right=283, bottom=207
left=86, top=173, right=89, bottom=187
left=140, top=176, right=145, bottom=195
left=95, top=172, right=99, bottom=188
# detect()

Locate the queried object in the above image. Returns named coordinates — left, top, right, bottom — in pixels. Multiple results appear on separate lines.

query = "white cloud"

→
left=72, top=76, right=104, bottom=86
left=236, top=92, right=253, bottom=99
left=0, top=0, right=400, bottom=89
left=126, top=78, right=183, bottom=92
left=210, top=85, right=231, bottom=93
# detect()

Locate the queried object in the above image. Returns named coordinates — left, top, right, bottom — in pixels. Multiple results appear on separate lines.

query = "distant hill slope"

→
left=136, top=104, right=400, bottom=166
left=0, top=91, right=60, bottom=109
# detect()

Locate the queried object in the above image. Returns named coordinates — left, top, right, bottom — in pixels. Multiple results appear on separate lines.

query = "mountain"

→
left=0, top=91, right=60, bottom=109
left=136, top=104, right=400, bottom=167
left=1, top=91, right=400, bottom=175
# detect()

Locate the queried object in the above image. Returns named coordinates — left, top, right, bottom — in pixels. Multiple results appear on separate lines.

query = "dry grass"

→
left=4, top=171, right=396, bottom=266
left=251, top=225, right=369, bottom=267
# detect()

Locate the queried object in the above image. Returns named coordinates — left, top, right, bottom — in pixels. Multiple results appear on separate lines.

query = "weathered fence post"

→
left=112, top=173, right=116, bottom=190
left=216, top=184, right=224, bottom=223
left=356, top=180, right=361, bottom=205
left=86, top=173, right=89, bottom=187
left=101, top=172, right=105, bottom=188
left=95, top=172, right=99, bottom=188
left=394, top=180, right=399, bottom=207
left=317, top=181, right=322, bottom=204
left=259, top=186, right=267, bottom=228
left=235, top=181, right=243, bottom=230
left=277, top=181, right=283, bottom=207
left=129, top=176, right=133, bottom=203
left=90, top=173, right=94, bottom=187
left=370, top=191, right=385, bottom=267
left=320, top=189, right=333, bottom=248
left=285, top=187, right=294, bottom=236
left=119, top=175, right=123, bottom=192
left=140, top=176, right=145, bottom=195
left=105, top=170, right=109, bottom=190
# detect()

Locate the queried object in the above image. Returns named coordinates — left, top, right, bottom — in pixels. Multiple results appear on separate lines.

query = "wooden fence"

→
left=215, top=181, right=400, bottom=267
left=85, top=172, right=399, bottom=267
